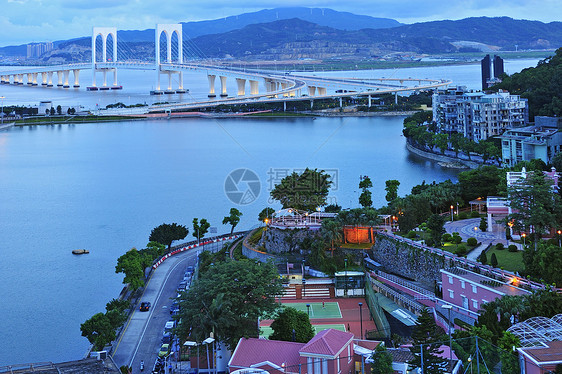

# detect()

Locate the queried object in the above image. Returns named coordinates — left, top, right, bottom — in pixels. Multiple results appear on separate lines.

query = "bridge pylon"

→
left=153, top=24, right=185, bottom=95
left=90, top=27, right=121, bottom=91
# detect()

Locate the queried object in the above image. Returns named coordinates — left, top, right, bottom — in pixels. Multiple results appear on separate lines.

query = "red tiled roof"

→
left=300, top=329, right=354, bottom=358
left=519, top=341, right=562, bottom=365
left=229, top=338, right=304, bottom=370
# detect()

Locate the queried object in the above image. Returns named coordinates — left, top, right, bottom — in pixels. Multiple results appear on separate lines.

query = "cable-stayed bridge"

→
left=0, top=24, right=451, bottom=113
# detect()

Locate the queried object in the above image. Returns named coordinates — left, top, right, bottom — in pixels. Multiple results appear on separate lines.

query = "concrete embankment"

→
left=406, top=142, right=480, bottom=169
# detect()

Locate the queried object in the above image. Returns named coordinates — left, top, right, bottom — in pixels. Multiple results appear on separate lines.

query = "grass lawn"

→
left=486, top=247, right=524, bottom=273
left=339, top=242, right=372, bottom=250
left=440, top=242, right=477, bottom=254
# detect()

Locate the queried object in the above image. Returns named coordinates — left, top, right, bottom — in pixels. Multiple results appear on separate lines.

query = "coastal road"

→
left=111, top=241, right=225, bottom=372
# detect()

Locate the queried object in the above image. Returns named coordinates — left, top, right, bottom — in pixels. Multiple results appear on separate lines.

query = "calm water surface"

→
left=0, top=59, right=541, bottom=365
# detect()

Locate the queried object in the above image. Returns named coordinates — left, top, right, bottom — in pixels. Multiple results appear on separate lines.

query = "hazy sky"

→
left=2, top=0, right=560, bottom=46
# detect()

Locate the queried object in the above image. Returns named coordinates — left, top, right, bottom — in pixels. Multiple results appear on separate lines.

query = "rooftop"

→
left=300, top=329, right=354, bottom=358
left=229, top=338, right=304, bottom=371
left=0, top=358, right=120, bottom=374
left=518, top=340, right=562, bottom=365
left=444, top=268, right=530, bottom=297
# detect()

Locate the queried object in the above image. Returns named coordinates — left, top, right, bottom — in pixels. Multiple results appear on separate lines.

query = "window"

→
left=448, top=275, right=453, bottom=284
left=461, top=280, right=466, bottom=289
left=472, top=299, right=478, bottom=309
left=307, top=358, right=313, bottom=374
left=314, top=358, right=321, bottom=374
left=472, top=285, right=477, bottom=294
left=348, top=345, right=351, bottom=362
left=449, top=290, right=454, bottom=299
left=337, top=356, right=340, bottom=373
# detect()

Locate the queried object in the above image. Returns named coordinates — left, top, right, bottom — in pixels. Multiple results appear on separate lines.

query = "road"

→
left=111, top=240, right=224, bottom=373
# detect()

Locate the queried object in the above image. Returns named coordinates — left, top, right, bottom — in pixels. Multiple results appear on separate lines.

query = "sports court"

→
left=260, top=298, right=376, bottom=339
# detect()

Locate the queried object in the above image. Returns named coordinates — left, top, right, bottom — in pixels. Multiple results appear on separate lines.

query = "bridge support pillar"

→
left=32, top=73, right=38, bottom=86
left=178, top=71, right=184, bottom=91
left=281, top=83, right=289, bottom=97
left=310, top=100, right=314, bottom=110
left=236, top=78, right=246, bottom=96
left=167, top=72, right=173, bottom=91
left=113, top=69, right=118, bottom=87
left=339, top=97, right=343, bottom=108
left=249, top=80, right=259, bottom=95
left=102, top=70, right=108, bottom=87
left=307, top=86, right=316, bottom=96
left=56, top=71, right=64, bottom=87
left=63, top=70, right=70, bottom=88
left=283, top=101, right=287, bottom=112
left=317, top=87, right=327, bottom=96
left=26, top=73, right=33, bottom=85
left=207, top=75, right=216, bottom=97
left=47, top=72, right=53, bottom=87
left=14, top=74, right=22, bottom=85
left=219, top=76, right=228, bottom=97
left=368, top=95, right=372, bottom=108
left=73, top=70, right=80, bottom=88
left=395, top=92, right=398, bottom=104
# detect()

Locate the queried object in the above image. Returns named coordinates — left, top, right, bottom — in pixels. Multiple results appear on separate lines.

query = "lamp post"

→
left=306, top=303, right=310, bottom=317
left=442, top=304, right=453, bottom=371
left=184, top=341, right=199, bottom=373
left=450, top=205, right=454, bottom=222
left=358, top=302, right=363, bottom=339
left=558, top=230, right=561, bottom=247
left=203, top=337, right=215, bottom=374
left=522, top=233, right=526, bottom=246
left=302, top=278, right=306, bottom=298
left=456, top=202, right=459, bottom=216
left=344, top=258, right=348, bottom=297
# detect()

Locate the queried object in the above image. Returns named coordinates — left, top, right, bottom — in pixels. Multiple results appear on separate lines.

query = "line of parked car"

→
left=152, top=266, right=195, bottom=372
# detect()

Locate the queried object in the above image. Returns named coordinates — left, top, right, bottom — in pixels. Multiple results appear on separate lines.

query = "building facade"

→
left=26, top=42, right=53, bottom=59
left=433, top=86, right=528, bottom=142
left=500, top=116, right=562, bottom=167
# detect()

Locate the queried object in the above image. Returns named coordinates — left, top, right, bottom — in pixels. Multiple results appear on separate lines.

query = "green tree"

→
left=359, top=190, right=372, bottom=208
left=321, top=219, right=342, bottom=252
left=258, top=207, right=275, bottom=222
left=552, top=152, right=562, bottom=171
left=490, top=253, right=498, bottom=268
left=106, top=298, right=130, bottom=313
left=427, top=214, right=445, bottom=247
left=479, top=217, right=487, bottom=231
left=193, top=218, right=211, bottom=242
left=149, top=223, right=189, bottom=249
left=222, top=208, right=243, bottom=234
left=56, top=105, right=62, bottom=115
left=409, top=308, right=447, bottom=374
left=270, top=168, right=332, bottom=211
left=479, top=251, right=488, bottom=265
left=324, top=204, right=342, bottom=213
left=508, top=172, right=562, bottom=250
left=371, top=344, right=394, bottom=374
left=385, top=180, right=400, bottom=203
left=176, top=259, right=283, bottom=350
left=269, top=307, right=314, bottom=343
left=80, top=313, right=117, bottom=351
left=359, top=176, right=373, bottom=190
left=457, top=166, right=503, bottom=201
left=115, top=248, right=145, bottom=290
left=523, top=242, right=562, bottom=285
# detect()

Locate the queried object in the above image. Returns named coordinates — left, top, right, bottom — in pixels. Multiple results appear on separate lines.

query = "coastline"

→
left=405, top=141, right=481, bottom=169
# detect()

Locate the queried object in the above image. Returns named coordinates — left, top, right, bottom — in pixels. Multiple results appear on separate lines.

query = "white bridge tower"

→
left=90, top=27, right=121, bottom=90
left=153, top=24, right=185, bottom=94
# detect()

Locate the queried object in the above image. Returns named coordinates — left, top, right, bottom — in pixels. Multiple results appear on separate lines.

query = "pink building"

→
left=518, top=341, right=562, bottom=374
left=441, top=267, right=530, bottom=316
left=229, top=329, right=356, bottom=374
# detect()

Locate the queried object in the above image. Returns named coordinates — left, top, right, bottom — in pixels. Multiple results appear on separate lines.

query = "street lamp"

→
left=344, top=258, right=348, bottom=297
left=522, top=233, right=526, bottom=246
left=203, top=337, right=215, bottom=374
left=557, top=230, right=561, bottom=247
left=184, top=341, right=199, bottom=372
left=450, top=205, right=454, bottom=222
left=358, top=302, right=363, bottom=339
left=306, top=304, right=310, bottom=317
left=442, top=304, right=453, bottom=371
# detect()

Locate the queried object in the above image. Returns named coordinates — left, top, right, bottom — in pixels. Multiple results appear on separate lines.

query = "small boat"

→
left=72, top=249, right=90, bottom=255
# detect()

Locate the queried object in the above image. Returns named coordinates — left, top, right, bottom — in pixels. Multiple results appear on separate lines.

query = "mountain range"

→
left=1, top=8, right=561, bottom=63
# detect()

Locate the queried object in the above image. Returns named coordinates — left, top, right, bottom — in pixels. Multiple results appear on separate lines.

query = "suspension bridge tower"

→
left=153, top=24, right=185, bottom=95
left=89, top=27, right=121, bottom=91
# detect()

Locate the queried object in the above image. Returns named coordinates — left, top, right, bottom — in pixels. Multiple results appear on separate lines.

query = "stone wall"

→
left=260, top=227, right=319, bottom=254
left=371, top=235, right=455, bottom=289
left=406, top=142, right=480, bottom=169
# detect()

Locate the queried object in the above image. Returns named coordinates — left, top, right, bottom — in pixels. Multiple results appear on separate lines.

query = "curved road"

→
left=111, top=240, right=224, bottom=373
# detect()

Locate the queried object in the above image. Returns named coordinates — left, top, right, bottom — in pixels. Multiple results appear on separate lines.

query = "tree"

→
left=479, top=217, right=487, bottom=231
left=490, top=253, right=498, bottom=268
left=222, top=208, right=242, bottom=234
left=269, top=306, right=314, bottom=343
left=552, top=152, right=562, bottom=172
left=149, top=223, right=188, bottom=249
left=371, top=344, right=394, bottom=374
left=324, top=203, right=342, bottom=213
left=457, top=166, right=503, bottom=202
left=176, top=259, right=283, bottom=350
left=409, top=308, right=447, bottom=374
left=115, top=248, right=145, bottom=290
left=192, top=218, right=210, bottom=242
left=270, top=168, right=332, bottom=211
left=427, top=214, right=445, bottom=247
left=56, top=105, right=62, bottom=115
left=50, top=107, right=55, bottom=116
left=321, top=219, right=342, bottom=252
left=258, top=207, right=275, bottom=222
left=106, top=298, right=130, bottom=313
left=508, top=172, right=562, bottom=250
left=523, top=242, right=562, bottom=285
left=359, top=190, right=372, bottom=208
left=385, top=180, right=400, bottom=203
left=479, top=251, right=488, bottom=265
left=80, top=312, right=117, bottom=351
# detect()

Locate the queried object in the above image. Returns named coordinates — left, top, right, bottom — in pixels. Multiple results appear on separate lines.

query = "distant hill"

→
left=117, top=7, right=401, bottom=42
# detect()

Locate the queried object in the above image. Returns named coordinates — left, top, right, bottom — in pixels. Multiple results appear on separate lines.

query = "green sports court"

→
left=277, top=301, right=342, bottom=319
left=260, top=324, right=346, bottom=338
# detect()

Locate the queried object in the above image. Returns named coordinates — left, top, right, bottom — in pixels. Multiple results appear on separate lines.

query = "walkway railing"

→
left=375, top=270, right=435, bottom=299
left=368, top=274, right=425, bottom=314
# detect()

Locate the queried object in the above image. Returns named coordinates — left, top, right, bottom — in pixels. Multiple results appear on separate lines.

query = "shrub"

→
left=467, top=237, right=478, bottom=247
left=508, top=244, right=518, bottom=252
left=458, top=212, right=468, bottom=220
left=442, top=233, right=452, bottom=242
left=455, top=245, right=467, bottom=256
left=406, top=230, right=417, bottom=239
left=491, top=253, right=498, bottom=267
left=478, top=251, right=488, bottom=265
left=470, top=211, right=480, bottom=218
left=452, top=235, right=462, bottom=245
left=495, top=243, right=504, bottom=250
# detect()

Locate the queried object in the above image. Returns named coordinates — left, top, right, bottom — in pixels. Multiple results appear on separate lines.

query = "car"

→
left=162, top=332, right=172, bottom=344
left=158, top=343, right=170, bottom=357
left=164, top=321, right=175, bottom=333
left=139, top=302, right=151, bottom=312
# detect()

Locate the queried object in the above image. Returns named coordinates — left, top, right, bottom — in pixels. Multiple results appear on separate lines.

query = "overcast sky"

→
left=1, top=0, right=560, bottom=46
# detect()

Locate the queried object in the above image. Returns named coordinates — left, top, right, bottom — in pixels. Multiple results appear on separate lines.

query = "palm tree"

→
left=321, top=219, right=342, bottom=255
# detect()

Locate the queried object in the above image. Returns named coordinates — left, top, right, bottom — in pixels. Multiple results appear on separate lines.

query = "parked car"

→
left=139, top=302, right=151, bottom=312
left=162, top=332, right=172, bottom=344
left=158, top=344, right=170, bottom=357
left=164, top=321, right=175, bottom=333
